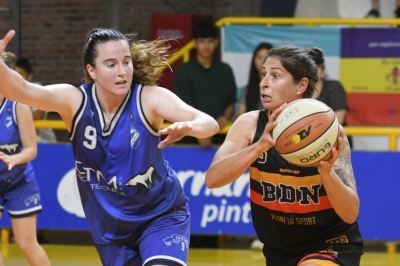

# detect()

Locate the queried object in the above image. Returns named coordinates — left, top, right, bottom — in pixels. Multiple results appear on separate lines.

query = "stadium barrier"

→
left=0, top=120, right=399, bottom=246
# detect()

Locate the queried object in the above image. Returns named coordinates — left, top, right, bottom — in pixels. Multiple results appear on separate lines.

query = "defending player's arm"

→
left=141, top=85, right=219, bottom=149
left=318, top=128, right=360, bottom=224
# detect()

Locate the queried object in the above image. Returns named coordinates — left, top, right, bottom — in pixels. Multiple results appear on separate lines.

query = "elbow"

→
left=212, top=121, right=220, bottom=135
left=31, top=148, right=38, bottom=161
left=344, top=209, right=359, bottom=224
left=342, top=214, right=358, bottom=225
left=205, top=172, right=219, bottom=189
left=341, top=202, right=360, bottom=224
left=28, top=146, right=38, bottom=161
left=205, top=174, right=214, bottom=189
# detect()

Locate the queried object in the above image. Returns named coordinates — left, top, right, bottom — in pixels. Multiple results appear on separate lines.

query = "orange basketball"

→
left=272, top=98, right=339, bottom=167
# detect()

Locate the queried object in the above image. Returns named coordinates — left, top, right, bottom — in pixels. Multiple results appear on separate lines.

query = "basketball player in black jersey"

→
left=205, top=46, right=363, bottom=266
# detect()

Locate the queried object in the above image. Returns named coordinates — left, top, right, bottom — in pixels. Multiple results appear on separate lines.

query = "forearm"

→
left=0, top=61, right=26, bottom=101
left=0, top=146, right=37, bottom=171
left=190, top=113, right=219, bottom=139
left=13, top=146, right=37, bottom=165
left=321, top=171, right=359, bottom=223
left=205, top=142, right=264, bottom=188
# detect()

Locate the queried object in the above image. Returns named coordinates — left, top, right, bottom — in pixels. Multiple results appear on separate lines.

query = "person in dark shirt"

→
left=174, top=21, right=237, bottom=147
left=312, top=57, right=352, bottom=147
left=365, top=0, right=400, bottom=18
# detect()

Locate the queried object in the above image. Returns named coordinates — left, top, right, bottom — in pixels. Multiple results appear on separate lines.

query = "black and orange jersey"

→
left=250, top=110, right=363, bottom=266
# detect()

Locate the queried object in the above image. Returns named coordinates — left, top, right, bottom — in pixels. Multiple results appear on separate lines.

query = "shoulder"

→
left=141, top=85, right=176, bottom=101
left=15, top=102, right=32, bottom=114
left=175, top=60, right=196, bottom=74
left=215, top=60, right=234, bottom=71
left=324, top=80, right=345, bottom=91
left=236, top=110, right=259, bottom=123
left=15, top=102, right=34, bottom=123
left=178, top=59, right=197, bottom=68
left=229, top=110, right=259, bottom=140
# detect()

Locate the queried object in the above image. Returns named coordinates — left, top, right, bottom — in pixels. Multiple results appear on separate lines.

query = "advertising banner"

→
left=341, top=27, right=400, bottom=125
left=1, top=144, right=399, bottom=240
left=221, top=25, right=400, bottom=126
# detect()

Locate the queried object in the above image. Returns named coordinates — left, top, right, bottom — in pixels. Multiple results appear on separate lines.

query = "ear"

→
left=86, top=64, right=96, bottom=80
left=297, top=78, right=309, bottom=94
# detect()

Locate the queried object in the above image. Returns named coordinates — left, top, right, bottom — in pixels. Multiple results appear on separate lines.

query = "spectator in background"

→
left=0, top=51, right=51, bottom=266
left=365, top=0, right=400, bottom=18
left=235, top=42, right=274, bottom=251
left=312, top=56, right=353, bottom=147
left=236, top=42, right=273, bottom=119
left=15, top=58, right=58, bottom=143
left=174, top=21, right=237, bottom=147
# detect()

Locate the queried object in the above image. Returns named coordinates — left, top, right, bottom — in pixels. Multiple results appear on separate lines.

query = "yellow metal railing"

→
left=167, top=17, right=400, bottom=66
left=34, top=120, right=400, bottom=151
left=162, top=17, right=400, bottom=151
left=214, top=17, right=400, bottom=27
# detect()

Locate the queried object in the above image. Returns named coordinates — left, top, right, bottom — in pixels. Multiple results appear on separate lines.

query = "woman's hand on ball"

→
left=258, top=103, right=287, bottom=151
left=318, top=126, right=344, bottom=174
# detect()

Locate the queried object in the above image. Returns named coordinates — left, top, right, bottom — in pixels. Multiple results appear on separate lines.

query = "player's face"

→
left=260, top=56, right=303, bottom=112
left=86, top=40, right=133, bottom=96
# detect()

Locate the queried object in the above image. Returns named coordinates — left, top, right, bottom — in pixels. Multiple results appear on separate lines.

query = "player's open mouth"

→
left=261, top=94, right=271, bottom=99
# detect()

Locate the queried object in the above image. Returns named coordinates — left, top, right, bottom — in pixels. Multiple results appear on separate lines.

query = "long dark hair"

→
left=245, top=42, right=273, bottom=111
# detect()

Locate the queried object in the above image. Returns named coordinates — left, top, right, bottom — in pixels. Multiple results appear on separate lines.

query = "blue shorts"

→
left=0, top=177, right=43, bottom=218
left=95, top=205, right=190, bottom=266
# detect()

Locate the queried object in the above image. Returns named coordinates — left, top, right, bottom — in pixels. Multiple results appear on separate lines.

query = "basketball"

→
left=272, top=98, right=339, bottom=167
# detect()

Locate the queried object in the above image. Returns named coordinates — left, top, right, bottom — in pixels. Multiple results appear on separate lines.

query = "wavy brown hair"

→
left=129, top=36, right=173, bottom=86
left=82, top=28, right=173, bottom=86
left=2, top=51, right=16, bottom=70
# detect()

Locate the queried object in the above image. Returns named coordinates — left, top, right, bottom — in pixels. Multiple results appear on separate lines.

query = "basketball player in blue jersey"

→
left=206, top=46, right=363, bottom=266
left=0, top=29, right=219, bottom=266
left=0, top=52, right=51, bottom=266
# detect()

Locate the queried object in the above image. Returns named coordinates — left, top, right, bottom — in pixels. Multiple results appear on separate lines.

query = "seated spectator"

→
left=365, top=0, right=400, bottom=18
left=174, top=21, right=237, bottom=147
left=312, top=54, right=353, bottom=147
left=235, top=42, right=273, bottom=119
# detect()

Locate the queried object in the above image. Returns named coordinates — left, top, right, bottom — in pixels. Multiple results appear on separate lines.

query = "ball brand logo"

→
left=299, top=142, right=332, bottom=164
left=293, top=125, right=311, bottom=144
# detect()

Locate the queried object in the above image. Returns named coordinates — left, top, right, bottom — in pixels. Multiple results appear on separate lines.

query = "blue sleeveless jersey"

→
left=0, top=99, right=35, bottom=191
left=70, top=83, right=188, bottom=244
